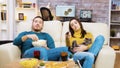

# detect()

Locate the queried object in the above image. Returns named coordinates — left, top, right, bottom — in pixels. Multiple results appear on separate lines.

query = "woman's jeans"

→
left=73, top=35, right=105, bottom=68
left=22, top=47, right=70, bottom=61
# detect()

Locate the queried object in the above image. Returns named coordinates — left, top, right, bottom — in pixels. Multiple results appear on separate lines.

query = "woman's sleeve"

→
left=66, top=38, right=70, bottom=47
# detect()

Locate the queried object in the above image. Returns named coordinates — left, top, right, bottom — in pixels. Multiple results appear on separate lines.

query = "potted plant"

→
left=110, top=29, right=116, bottom=37
left=39, top=62, right=45, bottom=68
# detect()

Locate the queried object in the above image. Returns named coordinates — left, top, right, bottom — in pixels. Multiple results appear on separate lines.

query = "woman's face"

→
left=70, top=19, right=80, bottom=31
left=32, top=18, right=44, bottom=32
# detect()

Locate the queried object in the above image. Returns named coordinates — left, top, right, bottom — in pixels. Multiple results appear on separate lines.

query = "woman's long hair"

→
left=69, top=18, right=87, bottom=38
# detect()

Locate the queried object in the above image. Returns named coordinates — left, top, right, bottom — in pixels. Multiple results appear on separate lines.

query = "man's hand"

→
left=22, top=34, right=39, bottom=42
left=26, top=34, right=39, bottom=41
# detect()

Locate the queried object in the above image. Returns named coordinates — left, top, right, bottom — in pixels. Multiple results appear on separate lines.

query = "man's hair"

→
left=33, top=16, right=44, bottom=22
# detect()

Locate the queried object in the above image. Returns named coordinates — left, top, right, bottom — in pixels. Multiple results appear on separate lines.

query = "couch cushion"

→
left=42, top=21, right=62, bottom=47
left=61, top=21, right=109, bottom=46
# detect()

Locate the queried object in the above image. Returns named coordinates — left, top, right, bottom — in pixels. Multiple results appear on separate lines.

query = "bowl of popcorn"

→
left=19, top=58, right=39, bottom=68
left=32, top=40, right=47, bottom=47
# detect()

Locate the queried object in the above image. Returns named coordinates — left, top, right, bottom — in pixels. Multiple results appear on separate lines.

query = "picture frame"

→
left=80, top=10, right=92, bottom=22
left=56, top=5, right=75, bottom=17
left=18, top=13, right=24, bottom=20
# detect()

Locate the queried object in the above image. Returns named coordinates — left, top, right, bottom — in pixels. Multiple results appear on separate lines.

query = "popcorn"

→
left=32, top=40, right=46, bottom=47
left=19, top=58, right=38, bottom=68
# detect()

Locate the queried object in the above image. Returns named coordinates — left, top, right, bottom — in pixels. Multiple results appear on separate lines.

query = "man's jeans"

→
left=73, top=35, right=105, bottom=68
left=23, top=47, right=70, bottom=61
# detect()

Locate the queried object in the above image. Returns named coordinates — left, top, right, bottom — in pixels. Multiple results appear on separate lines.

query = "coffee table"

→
left=4, top=58, right=79, bottom=68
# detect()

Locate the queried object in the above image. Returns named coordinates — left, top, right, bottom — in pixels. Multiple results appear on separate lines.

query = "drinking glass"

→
left=34, top=50, right=40, bottom=60
left=60, top=52, right=68, bottom=61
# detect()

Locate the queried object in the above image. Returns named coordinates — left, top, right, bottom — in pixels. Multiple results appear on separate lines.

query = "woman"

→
left=66, top=18, right=105, bottom=68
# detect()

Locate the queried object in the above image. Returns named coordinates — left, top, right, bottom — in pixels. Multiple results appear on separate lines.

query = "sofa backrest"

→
left=61, top=21, right=109, bottom=46
left=16, top=21, right=109, bottom=47
left=16, top=20, right=62, bottom=47
left=42, top=21, right=62, bottom=47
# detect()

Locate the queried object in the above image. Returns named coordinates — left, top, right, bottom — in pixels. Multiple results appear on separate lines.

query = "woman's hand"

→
left=73, top=45, right=88, bottom=52
left=65, top=32, right=71, bottom=39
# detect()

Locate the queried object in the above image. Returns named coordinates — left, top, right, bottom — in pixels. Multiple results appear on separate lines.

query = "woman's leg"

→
left=47, top=47, right=70, bottom=61
left=23, top=47, right=48, bottom=61
left=88, top=35, right=105, bottom=56
left=73, top=52, right=94, bottom=68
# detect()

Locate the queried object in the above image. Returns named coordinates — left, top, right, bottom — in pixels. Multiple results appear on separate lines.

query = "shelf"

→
left=115, top=50, right=120, bottom=53
left=111, top=9, right=120, bottom=12
left=110, top=37, right=120, bottom=39
left=16, top=7, right=35, bottom=10
left=0, top=20, right=6, bottom=23
left=110, top=23, right=120, bottom=25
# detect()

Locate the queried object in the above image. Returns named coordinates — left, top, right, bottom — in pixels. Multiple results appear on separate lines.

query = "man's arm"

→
left=13, top=32, right=27, bottom=46
left=45, top=33, right=55, bottom=49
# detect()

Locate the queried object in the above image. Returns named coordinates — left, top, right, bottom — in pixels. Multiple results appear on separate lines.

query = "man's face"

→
left=32, top=18, right=44, bottom=32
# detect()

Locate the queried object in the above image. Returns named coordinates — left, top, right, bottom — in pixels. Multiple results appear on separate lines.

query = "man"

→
left=13, top=16, right=68, bottom=61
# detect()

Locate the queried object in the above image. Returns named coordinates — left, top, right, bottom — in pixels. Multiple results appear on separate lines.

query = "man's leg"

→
left=23, top=47, right=48, bottom=61
left=73, top=52, right=94, bottom=68
left=88, top=35, right=105, bottom=56
left=47, top=47, right=70, bottom=61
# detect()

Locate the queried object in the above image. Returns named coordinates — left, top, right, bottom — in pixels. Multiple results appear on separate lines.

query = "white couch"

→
left=0, top=20, right=115, bottom=68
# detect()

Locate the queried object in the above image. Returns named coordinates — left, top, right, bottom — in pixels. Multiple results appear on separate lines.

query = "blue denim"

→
left=23, top=47, right=70, bottom=61
left=73, top=35, right=105, bottom=68
left=23, top=47, right=48, bottom=61
left=47, top=47, right=70, bottom=61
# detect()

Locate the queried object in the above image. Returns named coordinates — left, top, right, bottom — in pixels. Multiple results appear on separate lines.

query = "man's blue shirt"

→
left=13, top=31, right=55, bottom=54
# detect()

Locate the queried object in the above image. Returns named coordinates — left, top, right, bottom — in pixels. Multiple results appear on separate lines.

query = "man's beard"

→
left=33, top=29, right=41, bottom=32
left=34, top=29, right=41, bottom=32
left=33, top=28, right=42, bottom=32
left=32, top=26, right=43, bottom=32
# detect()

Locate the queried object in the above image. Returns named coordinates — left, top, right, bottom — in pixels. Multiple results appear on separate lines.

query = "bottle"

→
left=117, top=32, right=120, bottom=37
left=32, top=3, right=36, bottom=8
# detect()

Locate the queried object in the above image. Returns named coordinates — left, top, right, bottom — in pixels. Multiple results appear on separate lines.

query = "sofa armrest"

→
left=95, top=45, right=116, bottom=68
left=0, top=43, right=21, bottom=68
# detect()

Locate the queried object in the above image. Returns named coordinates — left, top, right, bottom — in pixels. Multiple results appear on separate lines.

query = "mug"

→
left=60, top=52, right=68, bottom=61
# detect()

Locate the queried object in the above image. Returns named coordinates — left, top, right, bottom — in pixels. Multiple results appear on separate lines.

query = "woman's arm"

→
left=85, top=32, right=94, bottom=48
left=65, top=32, right=71, bottom=47
left=73, top=32, right=93, bottom=52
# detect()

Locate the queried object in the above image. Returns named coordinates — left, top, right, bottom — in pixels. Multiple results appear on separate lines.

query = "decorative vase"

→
left=110, top=30, right=116, bottom=37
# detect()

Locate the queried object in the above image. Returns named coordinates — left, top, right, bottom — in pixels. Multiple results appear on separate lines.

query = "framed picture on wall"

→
left=56, top=5, right=75, bottom=17
left=80, top=10, right=92, bottom=22
left=18, top=13, right=24, bottom=20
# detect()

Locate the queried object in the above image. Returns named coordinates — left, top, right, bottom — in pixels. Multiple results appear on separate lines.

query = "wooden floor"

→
left=114, top=52, right=120, bottom=68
